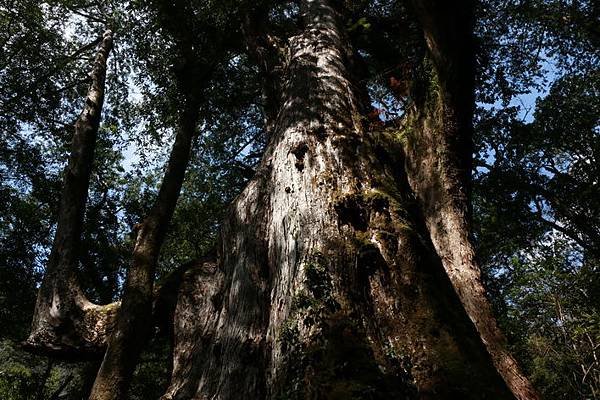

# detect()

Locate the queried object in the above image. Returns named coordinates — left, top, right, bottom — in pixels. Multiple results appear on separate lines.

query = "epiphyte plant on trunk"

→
left=25, top=0, right=543, bottom=399
left=161, top=0, right=539, bottom=399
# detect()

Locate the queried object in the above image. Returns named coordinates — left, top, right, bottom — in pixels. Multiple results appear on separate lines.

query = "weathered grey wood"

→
left=162, top=1, right=517, bottom=399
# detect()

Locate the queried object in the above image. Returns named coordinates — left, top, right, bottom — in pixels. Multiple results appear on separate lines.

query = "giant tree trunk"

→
left=161, top=1, right=525, bottom=399
left=25, top=30, right=117, bottom=357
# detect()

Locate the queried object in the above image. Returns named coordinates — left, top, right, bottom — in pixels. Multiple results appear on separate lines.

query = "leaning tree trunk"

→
left=88, top=95, right=201, bottom=400
left=161, top=1, right=521, bottom=399
left=88, top=1, right=213, bottom=396
left=405, top=1, right=540, bottom=399
left=25, top=19, right=208, bottom=400
left=25, top=30, right=118, bottom=357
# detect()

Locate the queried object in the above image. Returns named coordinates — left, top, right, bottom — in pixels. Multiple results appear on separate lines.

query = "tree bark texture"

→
left=88, top=96, right=201, bottom=400
left=25, top=30, right=117, bottom=358
left=406, top=1, right=540, bottom=399
left=161, top=1, right=521, bottom=399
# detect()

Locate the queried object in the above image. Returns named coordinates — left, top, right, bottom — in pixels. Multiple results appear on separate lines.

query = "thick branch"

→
left=88, top=99, right=201, bottom=400
left=26, top=30, right=114, bottom=357
left=23, top=256, right=203, bottom=360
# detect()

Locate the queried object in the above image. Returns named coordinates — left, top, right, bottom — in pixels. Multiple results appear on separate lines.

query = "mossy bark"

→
left=405, top=2, right=539, bottom=399
left=162, top=1, right=516, bottom=399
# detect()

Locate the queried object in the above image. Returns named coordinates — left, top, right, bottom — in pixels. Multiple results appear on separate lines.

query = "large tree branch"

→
left=25, top=30, right=114, bottom=358
left=88, top=99, right=201, bottom=400
left=23, top=256, right=207, bottom=359
left=87, top=1, right=219, bottom=396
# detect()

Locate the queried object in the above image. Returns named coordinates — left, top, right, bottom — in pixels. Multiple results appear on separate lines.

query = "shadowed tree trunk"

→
left=25, top=30, right=117, bottom=357
left=25, top=4, right=217, bottom=398
left=25, top=1, right=540, bottom=399
left=88, top=1, right=211, bottom=395
left=88, top=95, right=201, bottom=400
left=405, top=1, right=540, bottom=399
left=161, top=0, right=533, bottom=399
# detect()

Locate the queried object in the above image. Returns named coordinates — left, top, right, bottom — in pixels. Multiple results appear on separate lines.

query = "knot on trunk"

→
left=290, top=142, right=309, bottom=171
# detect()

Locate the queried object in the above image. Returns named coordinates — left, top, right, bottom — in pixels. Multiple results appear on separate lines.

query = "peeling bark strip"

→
left=163, top=1, right=514, bottom=399
left=25, top=30, right=116, bottom=357
left=88, top=97, right=201, bottom=400
left=406, top=1, right=540, bottom=399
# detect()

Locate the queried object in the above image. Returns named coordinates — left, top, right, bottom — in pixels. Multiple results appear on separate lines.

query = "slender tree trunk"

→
left=25, top=30, right=117, bottom=357
left=87, top=1, right=212, bottom=395
left=24, top=19, right=207, bottom=399
left=405, top=2, right=540, bottom=399
left=88, top=97, right=200, bottom=399
left=25, top=4, right=211, bottom=398
left=162, top=1, right=517, bottom=398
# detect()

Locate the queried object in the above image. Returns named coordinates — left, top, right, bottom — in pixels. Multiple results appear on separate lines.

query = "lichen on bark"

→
left=161, top=1, right=519, bottom=399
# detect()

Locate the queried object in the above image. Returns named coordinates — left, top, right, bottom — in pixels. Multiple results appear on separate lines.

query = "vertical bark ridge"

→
left=406, top=1, right=540, bottom=399
left=25, top=30, right=117, bottom=357
left=164, top=0, right=515, bottom=399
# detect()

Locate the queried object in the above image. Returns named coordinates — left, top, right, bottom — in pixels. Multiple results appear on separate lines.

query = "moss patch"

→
left=274, top=254, right=416, bottom=400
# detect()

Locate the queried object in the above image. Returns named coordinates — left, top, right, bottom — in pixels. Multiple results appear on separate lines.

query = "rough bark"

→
left=25, top=16, right=208, bottom=399
left=88, top=97, right=200, bottom=400
left=162, top=1, right=515, bottom=399
left=405, top=1, right=540, bottom=399
left=25, top=30, right=117, bottom=358
left=243, top=6, right=287, bottom=137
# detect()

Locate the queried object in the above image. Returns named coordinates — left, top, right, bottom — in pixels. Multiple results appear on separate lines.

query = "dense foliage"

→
left=0, top=0, right=597, bottom=398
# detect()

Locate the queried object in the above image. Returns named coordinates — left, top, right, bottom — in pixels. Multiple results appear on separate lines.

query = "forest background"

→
left=0, top=0, right=598, bottom=399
